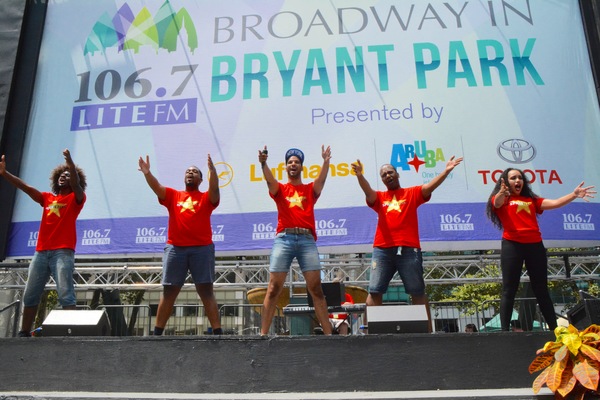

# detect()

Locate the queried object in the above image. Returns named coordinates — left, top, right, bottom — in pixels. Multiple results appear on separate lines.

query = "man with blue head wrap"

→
left=257, top=144, right=333, bottom=335
left=284, top=148, right=304, bottom=165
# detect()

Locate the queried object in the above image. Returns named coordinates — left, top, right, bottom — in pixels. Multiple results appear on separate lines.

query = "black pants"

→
left=500, top=239, right=557, bottom=331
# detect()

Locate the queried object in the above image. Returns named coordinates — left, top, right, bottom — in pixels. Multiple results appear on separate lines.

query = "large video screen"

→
left=7, top=0, right=600, bottom=256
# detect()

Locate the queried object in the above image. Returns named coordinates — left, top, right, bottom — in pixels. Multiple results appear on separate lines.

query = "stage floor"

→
left=1, top=332, right=556, bottom=399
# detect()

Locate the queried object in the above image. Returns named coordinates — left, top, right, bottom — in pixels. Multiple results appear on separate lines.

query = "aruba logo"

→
left=84, top=1, right=198, bottom=55
left=390, top=141, right=446, bottom=172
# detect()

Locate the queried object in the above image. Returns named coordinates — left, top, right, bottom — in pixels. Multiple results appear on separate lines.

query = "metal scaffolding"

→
left=1, top=251, right=599, bottom=291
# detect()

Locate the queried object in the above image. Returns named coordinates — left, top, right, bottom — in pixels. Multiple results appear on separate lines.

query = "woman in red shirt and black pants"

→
left=486, top=168, right=595, bottom=331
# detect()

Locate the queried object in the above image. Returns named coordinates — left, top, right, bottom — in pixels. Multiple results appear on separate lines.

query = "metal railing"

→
left=429, top=300, right=481, bottom=333
left=98, top=304, right=152, bottom=336
left=480, top=297, right=549, bottom=333
left=0, top=300, right=21, bottom=337
left=1, top=298, right=543, bottom=337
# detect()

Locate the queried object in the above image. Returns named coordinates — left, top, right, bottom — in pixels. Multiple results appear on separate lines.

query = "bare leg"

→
left=411, top=294, right=432, bottom=333
left=260, top=272, right=287, bottom=335
left=363, top=293, right=383, bottom=328
left=304, top=270, right=332, bottom=335
left=155, top=285, right=181, bottom=330
left=20, top=306, right=38, bottom=333
left=196, top=283, right=221, bottom=330
left=337, top=321, right=349, bottom=335
left=366, top=293, right=383, bottom=306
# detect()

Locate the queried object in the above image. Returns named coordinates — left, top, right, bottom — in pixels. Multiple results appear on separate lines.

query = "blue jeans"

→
left=369, top=246, right=425, bottom=295
left=162, top=244, right=216, bottom=286
left=23, top=249, right=76, bottom=307
left=269, top=233, right=321, bottom=273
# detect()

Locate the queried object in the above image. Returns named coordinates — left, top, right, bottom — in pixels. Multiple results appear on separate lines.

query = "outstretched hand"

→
left=499, top=178, right=510, bottom=197
left=258, top=145, right=268, bottom=165
left=63, top=149, right=74, bottom=165
left=573, top=182, right=596, bottom=202
left=138, top=155, right=151, bottom=175
left=207, top=153, right=216, bottom=171
left=445, top=156, right=463, bottom=172
left=321, top=145, right=331, bottom=162
left=351, top=159, right=363, bottom=176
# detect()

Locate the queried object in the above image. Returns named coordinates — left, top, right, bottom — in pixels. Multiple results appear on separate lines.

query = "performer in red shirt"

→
left=138, top=154, right=222, bottom=336
left=257, top=145, right=333, bottom=335
left=352, top=156, right=463, bottom=331
left=486, top=168, right=595, bottom=331
left=0, top=149, right=86, bottom=337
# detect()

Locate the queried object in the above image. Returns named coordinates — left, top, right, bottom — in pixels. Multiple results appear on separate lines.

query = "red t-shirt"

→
left=369, top=186, right=429, bottom=248
left=492, top=194, right=544, bottom=243
left=271, top=182, right=318, bottom=240
left=159, top=187, right=218, bottom=246
left=36, top=192, right=86, bottom=251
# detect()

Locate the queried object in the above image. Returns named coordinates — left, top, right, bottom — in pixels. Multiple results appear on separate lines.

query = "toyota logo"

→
left=497, top=139, right=536, bottom=164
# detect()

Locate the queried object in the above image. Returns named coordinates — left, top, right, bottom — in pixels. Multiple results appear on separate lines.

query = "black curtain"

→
left=580, top=0, right=600, bottom=100
left=0, top=0, right=48, bottom=261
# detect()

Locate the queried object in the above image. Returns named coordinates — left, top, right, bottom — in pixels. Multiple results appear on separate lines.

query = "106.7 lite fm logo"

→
left=71, top=2, right=199, bottom=131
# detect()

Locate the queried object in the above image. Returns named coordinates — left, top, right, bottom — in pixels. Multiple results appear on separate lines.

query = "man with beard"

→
left=257, top=145, right=332, bottom=335
left=351, top=156, right=463, bottom=331
left=138, top=154, right=222, bottom=336
left=0, top=149, right=86, bottom=337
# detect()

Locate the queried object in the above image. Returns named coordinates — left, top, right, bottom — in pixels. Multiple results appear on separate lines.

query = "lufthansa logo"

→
left=214, top=162, right=234, bottom=188
left=497, top=139, right=536, bottom=164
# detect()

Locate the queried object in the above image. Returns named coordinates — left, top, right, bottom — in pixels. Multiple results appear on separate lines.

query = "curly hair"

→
left=49, top=164, right=87, bottom=194
left=485, top=167, right=538, bottom=230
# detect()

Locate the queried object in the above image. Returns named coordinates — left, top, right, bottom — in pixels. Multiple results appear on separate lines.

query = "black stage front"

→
left=1, top=332, right=555, bottom=397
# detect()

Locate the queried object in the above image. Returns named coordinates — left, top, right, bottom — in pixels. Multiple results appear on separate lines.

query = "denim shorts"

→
left=369, top=246, right=425, bottom=295
left=162, top=244, right=215, bottom=286
left=269, top=232, right=321, bottom=273
left=23, top=249, right=76, bottom=307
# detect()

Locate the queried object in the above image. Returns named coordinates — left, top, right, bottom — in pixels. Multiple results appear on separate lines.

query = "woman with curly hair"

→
left=0, top=149, right=86, bottom=337
left=486, top=168, right=595, bottom=331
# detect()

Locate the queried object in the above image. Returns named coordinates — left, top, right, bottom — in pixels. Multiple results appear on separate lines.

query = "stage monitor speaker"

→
left=41, top=310, right=111, bottom=336
left=367, top=304, right=429, bottom=334
left=568, top=291, right=600, bottom=330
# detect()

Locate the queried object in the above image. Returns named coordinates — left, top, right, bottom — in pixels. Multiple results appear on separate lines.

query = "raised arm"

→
left=207, top=153, right=220, bottom=206
left=0, top=154, right=43, bottom=205
left=422, top=156, right=463, bottom=199
left=258, top=145, right=279, bottom=196
left=493, top=178, right=511, bottom=208
left=138, top=155, right=167, bottom=201
left=351, top=159, right=377, bottom=205
left=313, top=145, right=331, bottom=197
left=63, top=149, right=85, bottom=204
left=541, top=182, right=596, bottom=210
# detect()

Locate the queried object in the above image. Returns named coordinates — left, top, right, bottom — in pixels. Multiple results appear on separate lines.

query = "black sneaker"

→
left=18, top=331, right=31, bottom=337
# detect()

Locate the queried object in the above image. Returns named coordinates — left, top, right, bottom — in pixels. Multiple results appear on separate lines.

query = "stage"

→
left=0, top=331, right=557, bottom=399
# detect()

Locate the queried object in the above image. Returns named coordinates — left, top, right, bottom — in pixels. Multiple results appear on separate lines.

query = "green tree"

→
left=427, top=265, right=502, bottom=315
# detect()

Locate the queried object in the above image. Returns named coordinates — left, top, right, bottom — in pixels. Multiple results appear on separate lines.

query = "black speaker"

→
left=41, top=310, right=111, bottom=336
left=568, top=291, right=600, bottom=330
left=307, top=282, right=344, bottom=307
left=367, top=305, right=429, bottom=334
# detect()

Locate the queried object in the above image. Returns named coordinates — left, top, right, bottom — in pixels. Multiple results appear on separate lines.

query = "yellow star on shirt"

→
left=513, top=200, right=532, bottom=215
left=286, top=191, right=306, bottom=210
left=178, top=196, right=198, bottom=213
left=46, top=201, right=66, bottom=217
left=386, top=195, right=405, bottom=213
